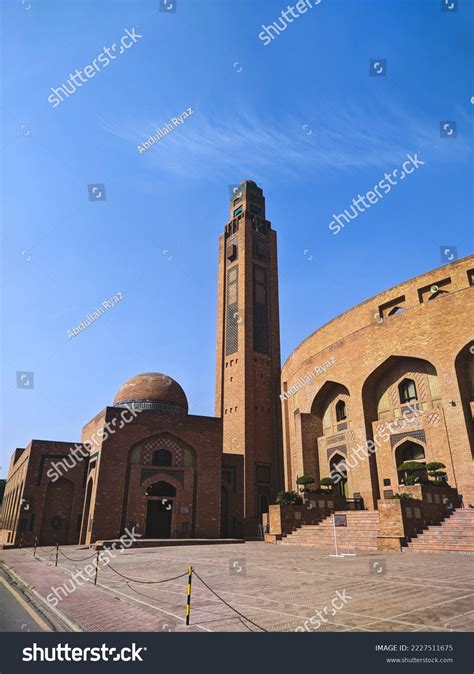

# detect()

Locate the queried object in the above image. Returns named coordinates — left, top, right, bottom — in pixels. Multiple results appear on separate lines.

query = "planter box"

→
left=377, top=484, right=461, bottom=549
left=266, top=494, right=346, bottom=539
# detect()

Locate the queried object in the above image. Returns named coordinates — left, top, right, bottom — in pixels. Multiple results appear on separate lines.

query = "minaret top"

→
left=230, top=180, right=262, bottom=200
left=227, top=180, right=268, bottom=232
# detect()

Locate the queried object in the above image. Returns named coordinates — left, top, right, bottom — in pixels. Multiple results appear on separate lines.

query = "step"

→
left=277, top=511, right=381, bottom=549
left=406, top=508, right=474, bottom=553
left=409, top=543, right=474, bottom=552
left=280, top=541, right=377, bottom=550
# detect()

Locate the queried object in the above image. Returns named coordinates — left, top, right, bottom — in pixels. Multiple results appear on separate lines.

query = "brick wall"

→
left=281, top=255, right=474, bottom=507
left=80, top=407, right=223, bottom=544
left=0, top=440, right=88, bottom=547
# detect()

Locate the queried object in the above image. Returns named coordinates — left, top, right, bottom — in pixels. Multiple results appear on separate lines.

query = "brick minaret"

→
left=215, top=180, right=283, bottom=535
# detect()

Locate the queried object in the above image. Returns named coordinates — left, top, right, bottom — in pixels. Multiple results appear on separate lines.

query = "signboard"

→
left=334, top=514, right=347, bottom=527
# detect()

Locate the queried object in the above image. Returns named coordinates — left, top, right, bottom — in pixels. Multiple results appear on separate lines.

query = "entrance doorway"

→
left=145, top=499, right=173, bottom=538
left=329, top=453, right=349, bottom=498
left=395, top=440, right=426, bottom=484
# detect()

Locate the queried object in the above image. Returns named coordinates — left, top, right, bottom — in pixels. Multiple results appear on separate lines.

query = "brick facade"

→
left=281, top=255, right=474, bottom=508
left=78, top=406, right=225, bottom=544
left=1, top=184, right=472, bottom=548
left=215, top=181, right=284, bottom=535
left=0, top=441, right=88, bottom=547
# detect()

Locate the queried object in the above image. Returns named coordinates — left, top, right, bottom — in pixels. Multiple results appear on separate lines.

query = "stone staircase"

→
left=406, top=508, right=474, bottom=553
left=278, top=511, right=380, bottom=551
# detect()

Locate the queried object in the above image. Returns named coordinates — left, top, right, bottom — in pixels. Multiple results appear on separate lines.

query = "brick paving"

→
left=1, top=543, right=473, bottom=632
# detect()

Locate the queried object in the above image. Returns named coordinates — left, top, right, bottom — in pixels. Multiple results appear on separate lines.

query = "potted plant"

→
left=276, top=490, right=302, bottom=505
left=388, top=493, right=421, bottom=501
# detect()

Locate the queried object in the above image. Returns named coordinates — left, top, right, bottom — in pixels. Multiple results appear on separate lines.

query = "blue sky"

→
left=1, top=0, right=473, bottom=476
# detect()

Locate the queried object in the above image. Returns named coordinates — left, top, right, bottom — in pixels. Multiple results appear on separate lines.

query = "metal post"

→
left=19, top=535, right=23, bottom=549
left=94, top=550, right=100, bottom=586
left=185, top=566, right=193, bottom=626
left=332, top=514, right=339, bottom=557
left=33, top=536, right=37, bottom=558
left=55, top=542, right=59, bottom=567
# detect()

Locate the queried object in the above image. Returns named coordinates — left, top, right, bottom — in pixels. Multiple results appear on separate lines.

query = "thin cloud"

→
left=99, top=100, right=473, bottom=178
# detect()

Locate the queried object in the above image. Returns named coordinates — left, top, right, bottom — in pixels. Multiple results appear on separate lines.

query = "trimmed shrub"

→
left=319, top=477, right=335, bottom=491
left=296, top=475, right=316, bottom=493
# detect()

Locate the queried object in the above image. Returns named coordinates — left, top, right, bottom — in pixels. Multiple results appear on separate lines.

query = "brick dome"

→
left=113, top=373, right=188, bottom=413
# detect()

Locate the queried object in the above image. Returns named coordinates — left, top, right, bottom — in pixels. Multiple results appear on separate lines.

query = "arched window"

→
left=398, top=378, right=417, bottom=404
left=396, top=440, right=425, bottom=463
left=146, top=481, right=176, bottom=497
left=152, top=449, right=172, bottom=467
left=335, top=400, right=347, bottom=421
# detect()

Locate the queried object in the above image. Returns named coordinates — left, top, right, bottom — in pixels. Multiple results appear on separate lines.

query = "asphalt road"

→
left=0, top=567, right=53, bottom=632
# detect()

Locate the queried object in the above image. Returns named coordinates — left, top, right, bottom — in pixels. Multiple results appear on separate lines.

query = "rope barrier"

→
left=120, top=569, right=256, bottom=634
left=238, top=617, right=255, bottom=632
left=193, top=569, right=267, bottom=632
left=124, top=581, right=176, bottom=598
left=104, top=561, right=188, bottom=585
left=39, top=546, right=56, bottom=554
left=58, top=548, right=99, bottom=562
left=30, top=543, right=266, bottom=632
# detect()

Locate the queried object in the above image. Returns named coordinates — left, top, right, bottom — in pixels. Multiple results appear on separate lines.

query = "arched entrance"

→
left=145, top=481, right=176, bottom=538
left=395, top=440, right=426, bottom=484
left=329, top=453, right=349, bottom=497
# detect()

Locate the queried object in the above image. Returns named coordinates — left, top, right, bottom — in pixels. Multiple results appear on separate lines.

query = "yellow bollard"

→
left=185, top=566, right=193, bottom=626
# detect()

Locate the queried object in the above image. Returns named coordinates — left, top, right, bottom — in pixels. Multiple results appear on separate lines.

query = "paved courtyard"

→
left=1, top=543, right=473, bottom=632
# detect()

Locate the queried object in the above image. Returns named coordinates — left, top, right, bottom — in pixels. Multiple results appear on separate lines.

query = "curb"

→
left=1, top=561, right=83, bottom=632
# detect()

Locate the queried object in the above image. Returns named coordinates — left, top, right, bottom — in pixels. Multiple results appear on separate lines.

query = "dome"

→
left=113, top=373, right=188, bottom=414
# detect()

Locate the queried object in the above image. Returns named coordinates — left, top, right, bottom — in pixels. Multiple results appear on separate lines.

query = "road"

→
left=0, top=566, right=60, bottom=632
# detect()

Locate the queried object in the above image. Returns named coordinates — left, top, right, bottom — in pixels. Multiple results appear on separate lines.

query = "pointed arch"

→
left=146, top=481, right=176, bottom=497
left=398, top=378, right=417, bottom=404
left=127, top=433, right=197, bottom=468
left=361, top=355, right=438, bottom=424
left=336, top=399, right=347, bottom=421
left=152, top=449, right=172, bottom=467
